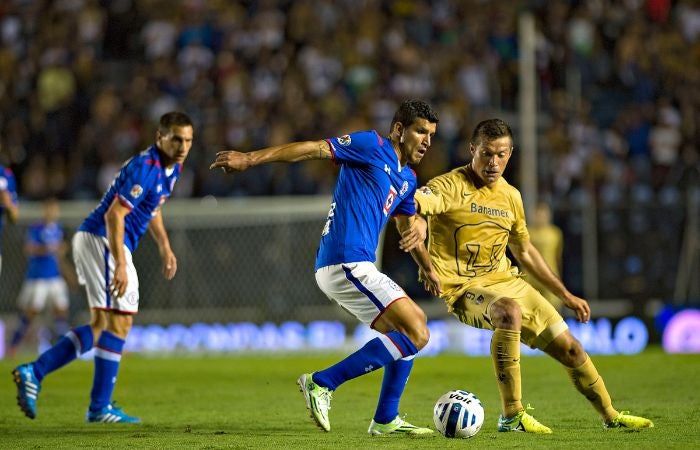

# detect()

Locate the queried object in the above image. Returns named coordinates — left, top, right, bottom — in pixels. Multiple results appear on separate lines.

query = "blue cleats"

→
left=87, top=402, right=141, bottom=423
left=12, top=363, right=41, bottom=419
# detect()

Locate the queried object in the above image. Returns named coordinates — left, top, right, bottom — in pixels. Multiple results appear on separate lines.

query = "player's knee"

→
left=490, top=298, right=522, bottom=329
left=555, top=333, right=586, bottom=366
left=410, top=324, right=430, bottom=350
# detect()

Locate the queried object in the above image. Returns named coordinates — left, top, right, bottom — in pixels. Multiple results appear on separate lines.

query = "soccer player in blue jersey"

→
left=211, top=100, right=441, bottom=435
left=0, top=162, right=20, bottom=275
left=8, top=198, right=72, bottom=358
left=12, top=112, right=194, bottom=423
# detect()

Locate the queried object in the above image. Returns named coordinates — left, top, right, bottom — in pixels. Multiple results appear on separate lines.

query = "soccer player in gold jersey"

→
left=400, top=118, right=653, bottom=433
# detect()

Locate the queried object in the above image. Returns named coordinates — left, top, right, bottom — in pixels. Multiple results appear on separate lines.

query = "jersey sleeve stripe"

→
left=116, top=194, right=134, bottom=211
left=325, top=139, right=337, bottom=163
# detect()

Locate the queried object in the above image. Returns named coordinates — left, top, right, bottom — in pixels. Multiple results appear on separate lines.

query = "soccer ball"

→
left=433, top=390, right=484, bottom=438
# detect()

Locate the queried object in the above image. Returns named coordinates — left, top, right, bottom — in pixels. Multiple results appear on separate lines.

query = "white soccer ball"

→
left=433, top=389, right=484, bottom=438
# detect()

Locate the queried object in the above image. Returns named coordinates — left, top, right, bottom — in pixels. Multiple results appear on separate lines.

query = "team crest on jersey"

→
left=338, top=135, right=351, bottom=146
left=418, top=186, right=432, bottom=195
left=130, top=184, right=143, bottom=198
left=399, top=181, right=409, bottom=196
left=383, top=186, right=398, bottom=216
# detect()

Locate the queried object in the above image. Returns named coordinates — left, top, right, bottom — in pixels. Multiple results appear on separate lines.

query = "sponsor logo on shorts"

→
left=388, top=280, right=402, bottom=292
left=418, top=186, right=432, bottom=195
left=338, top=135, right=351, bottom=146
left=126, top=292, right=139, bottom=306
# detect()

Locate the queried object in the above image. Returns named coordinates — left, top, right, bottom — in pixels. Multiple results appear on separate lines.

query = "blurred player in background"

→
left=8, top=198, right=76, bottom=358
left=522, top=201, right=564, bottom=312
left=211, top=100, right=441, bottom=435
left=0, top=161, right=19, bottom=275
left=401, top=118, right=653, bottom=433
left=12, top=112, right=194, bottom=423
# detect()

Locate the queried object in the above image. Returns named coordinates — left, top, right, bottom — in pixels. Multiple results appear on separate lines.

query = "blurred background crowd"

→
left=1, top=0, right=698, bottom=200
left=0, top=0, right=699, bottom=302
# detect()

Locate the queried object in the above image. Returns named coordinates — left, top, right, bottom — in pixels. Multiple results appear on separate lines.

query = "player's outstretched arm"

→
left=210, top=140, right=331, bottom=173
left=509, top=240, right=591, bottom=323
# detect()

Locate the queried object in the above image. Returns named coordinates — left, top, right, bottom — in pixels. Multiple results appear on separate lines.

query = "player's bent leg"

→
left=373, top=296, right=429, bottom=350
left=498, top=406, right=552, bottom=434
left=299, top=299, right=426, bottom=433
left=368, top=297, right=432, bottom=435
left=297, top=373, right=333, bottom=432
left=13, top=324, right=95, bottom=420
left=543, top=332, right=618, bottom=422
left=605, top=411, right=654, bottom=429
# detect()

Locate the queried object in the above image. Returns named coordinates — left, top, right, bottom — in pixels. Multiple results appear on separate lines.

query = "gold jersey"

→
left=414, top=166, right=530, bottom=300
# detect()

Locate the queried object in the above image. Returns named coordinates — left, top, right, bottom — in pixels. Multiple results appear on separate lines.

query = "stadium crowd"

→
left=0, top=0, right=698, bottom=300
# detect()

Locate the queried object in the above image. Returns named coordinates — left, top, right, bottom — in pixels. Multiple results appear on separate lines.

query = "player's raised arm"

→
left=210, top=140, right=332, bottom=173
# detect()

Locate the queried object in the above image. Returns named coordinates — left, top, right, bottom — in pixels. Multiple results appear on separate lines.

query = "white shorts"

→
left=17, top=278, right=69, bottom=312
left=315, top=262, right=408, bottom=328
left=72, top=231, right=139, bottom=314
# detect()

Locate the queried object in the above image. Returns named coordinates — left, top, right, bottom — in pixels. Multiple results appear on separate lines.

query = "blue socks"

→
left=10, top=314, right=31, bottom=348
left=312, top=331, right=418, bottom=391
left=90, top=331, right=125, bottom=412
left=33, top=325, right=94, bottom=382
left=374, top=357, right=414, bottom=423
left=29, top=325, right=126, bottom=412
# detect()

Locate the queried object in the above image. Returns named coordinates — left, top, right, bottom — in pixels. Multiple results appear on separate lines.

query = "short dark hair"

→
left=470, top=118, right=513, bottom=147
left=159, top=111, right=193, bottom=134
left=391, top=99, right=439, bottom=130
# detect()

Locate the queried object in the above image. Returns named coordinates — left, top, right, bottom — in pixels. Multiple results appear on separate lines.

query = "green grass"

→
left=0, top=346, right=698, bottom=449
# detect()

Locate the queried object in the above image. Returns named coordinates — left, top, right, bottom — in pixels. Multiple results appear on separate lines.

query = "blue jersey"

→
left=0, top=165, right=18, bottom=251
left=25, top=221, right=64, bottom=279
left=79, top=145, right=181, bottom=252
left=315, top=130, right=417, bottom=269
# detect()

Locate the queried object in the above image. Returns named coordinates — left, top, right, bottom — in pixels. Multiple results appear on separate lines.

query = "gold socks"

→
left=566, top=354, right=618, bottom=421
left=491, top=328, right=523, bottom=418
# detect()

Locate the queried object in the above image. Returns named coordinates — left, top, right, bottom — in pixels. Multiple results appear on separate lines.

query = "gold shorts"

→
left=446, top=276, right=567, bottom=350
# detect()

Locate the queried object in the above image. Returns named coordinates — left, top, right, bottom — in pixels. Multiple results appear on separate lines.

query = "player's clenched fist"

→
left=209, top=151, right=252, bottom=173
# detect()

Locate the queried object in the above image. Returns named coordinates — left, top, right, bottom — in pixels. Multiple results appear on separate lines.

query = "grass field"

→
left=0, top=346, right=698, bottom=449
